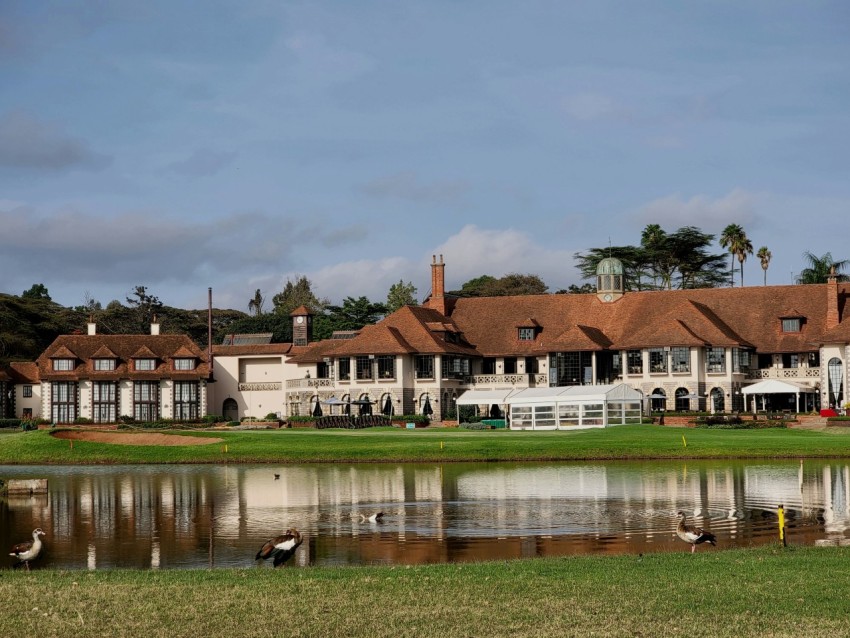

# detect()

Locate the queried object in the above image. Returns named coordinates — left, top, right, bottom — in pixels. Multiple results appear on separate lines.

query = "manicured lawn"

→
left=1, top=424, right=850, bottom=464
left=1, top=546, right=848, bottom=638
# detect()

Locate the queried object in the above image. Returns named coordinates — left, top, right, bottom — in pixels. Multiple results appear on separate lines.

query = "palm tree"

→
left=797, top=252, right=850, bottom=284
left=735, top=233, right=753, bottom=287
left=719, top=224, right=752, bottom=287
left=248, top=289, right=265, bottom=316
left=719, top=224, right=743, bottom=287
left=757, top=246, right=772, bottom=286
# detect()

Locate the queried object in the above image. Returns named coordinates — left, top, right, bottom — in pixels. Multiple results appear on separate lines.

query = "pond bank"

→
left=2, top=546, right=848, bottom=638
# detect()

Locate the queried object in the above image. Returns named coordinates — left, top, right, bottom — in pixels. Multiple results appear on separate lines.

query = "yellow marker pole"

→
left=682, top=435, right=687, bottom=448
left=778, top=504, right=787, bottom=547
left=440, top=441, right=444, bottom=450
left=70, top=440, right=73, bottom=450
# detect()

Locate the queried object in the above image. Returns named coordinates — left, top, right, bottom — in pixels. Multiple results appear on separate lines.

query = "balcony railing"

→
left=746, top=367, right=820, bottom=380
left=239, top=382, right=282, bottom=391
left=469, top=373, right=549, bottom=387
left=285, top=378, right=334, bottom=389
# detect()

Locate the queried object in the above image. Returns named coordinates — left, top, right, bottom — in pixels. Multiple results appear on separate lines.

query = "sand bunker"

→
left=52, top=430, right=223, bottom=446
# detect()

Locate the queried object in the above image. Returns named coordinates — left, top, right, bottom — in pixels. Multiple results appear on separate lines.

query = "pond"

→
left=2, top=460, right=849, bottom=570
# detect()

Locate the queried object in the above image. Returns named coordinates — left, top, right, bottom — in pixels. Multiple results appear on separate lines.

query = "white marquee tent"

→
left=741, top=379, right=817, bottom=413
left=505, top=383, right=644, bottom=431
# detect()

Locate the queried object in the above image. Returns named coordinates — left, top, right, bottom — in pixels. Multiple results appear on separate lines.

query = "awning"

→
left=742, top=379, right=814, bottom=395
left=455, top=389, right=518, bottom=406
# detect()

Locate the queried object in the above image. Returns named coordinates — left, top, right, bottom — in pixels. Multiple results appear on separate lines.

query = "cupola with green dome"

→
left=596, top=257, right=624, bottom=302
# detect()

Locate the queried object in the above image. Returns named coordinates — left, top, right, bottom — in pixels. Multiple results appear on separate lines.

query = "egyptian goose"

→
left=10, top=528, right=46, bottom=570
left=255, top=528, right=303, bottom=567
left=676, top=511, right=717, bottom=553
left=360, top=512, right=385, bottom=523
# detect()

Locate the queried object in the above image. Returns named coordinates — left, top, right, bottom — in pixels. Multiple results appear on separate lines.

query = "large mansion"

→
left=2, top=256, right=849, bottom=423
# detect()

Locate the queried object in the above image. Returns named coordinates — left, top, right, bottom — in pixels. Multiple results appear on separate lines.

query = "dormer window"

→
left=782, top=318, right=801, bottom=333
left=135, top=358, right=156, bottom=371
left=93, top=359, right=116, bottom=371
left=518, top=327, right=535, bottom=341
left=173, top=358, right=196, bottom=371
left=53, top=359, right=75, bottom=371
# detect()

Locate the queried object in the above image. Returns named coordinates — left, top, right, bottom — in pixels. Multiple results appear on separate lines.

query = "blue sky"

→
left=1, top=1, right=849, bottom=311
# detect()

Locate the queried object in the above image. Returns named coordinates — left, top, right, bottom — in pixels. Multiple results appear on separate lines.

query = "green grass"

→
left=1, top=546, right=848, bottom=637
left=1, top=424, right=850, bottom=464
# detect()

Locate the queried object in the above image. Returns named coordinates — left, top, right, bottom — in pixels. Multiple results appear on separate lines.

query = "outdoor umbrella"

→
left=344, top=401, right=351, bottom=415
left=489, top=404, right=501, bottom=418
left=382, top=395, right=393, bottom=416
left=647, top=394, right=667, bottom=399
left=312, top=401, right=323, bottom=418
left=422, top=395, right=433, bottom=417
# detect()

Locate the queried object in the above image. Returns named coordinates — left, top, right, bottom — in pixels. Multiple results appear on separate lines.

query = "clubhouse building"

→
left=2, top=256, right=848, bottom=425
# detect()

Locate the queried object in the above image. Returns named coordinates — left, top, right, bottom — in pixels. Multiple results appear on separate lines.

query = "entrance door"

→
left=223, top=398, right=238, bottom=422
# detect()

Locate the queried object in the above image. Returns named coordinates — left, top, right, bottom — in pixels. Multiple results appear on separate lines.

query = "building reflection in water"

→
left=1, top=460, right=849, bottom=570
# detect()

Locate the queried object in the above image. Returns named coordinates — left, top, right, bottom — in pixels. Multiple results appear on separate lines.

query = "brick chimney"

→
left=826, top=268, right=840, bottom=330
left=429, top=254, right=447, bottom=316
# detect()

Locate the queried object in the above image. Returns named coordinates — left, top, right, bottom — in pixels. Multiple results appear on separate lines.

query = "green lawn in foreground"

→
left=1, top=546, right=848, bottom=638
left=0, top=424, right=849, bottom=464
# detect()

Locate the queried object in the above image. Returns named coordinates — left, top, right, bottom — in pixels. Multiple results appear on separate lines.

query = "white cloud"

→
left=632, top=189, right=760, bottom=231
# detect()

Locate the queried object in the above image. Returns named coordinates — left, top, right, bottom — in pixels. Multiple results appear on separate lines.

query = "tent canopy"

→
left=507, top=383, right=643, bottom=405
left=742, top=379, right=814, bottom=395
left=456, top=389, right=517, bottom=406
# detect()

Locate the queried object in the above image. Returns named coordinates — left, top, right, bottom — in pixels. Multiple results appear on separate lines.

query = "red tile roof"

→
left=36, top=334, right=210, bottom=381
left=448, top=284, right=846, bottom=356
left=9, top=362, right=39, bottom=383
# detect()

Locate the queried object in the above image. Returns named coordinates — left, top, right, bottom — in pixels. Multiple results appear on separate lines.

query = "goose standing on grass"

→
left=255, top=528, right=303, bottom=567
left=10, top=528, right=46, bottom=571
left=676, top=511, right=717, bottom=553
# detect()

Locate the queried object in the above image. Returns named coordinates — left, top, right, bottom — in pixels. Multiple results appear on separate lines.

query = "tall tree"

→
left=126, top=285, right=164, bottom=333
left=248, top=289, right=265, bottom=316
left=797, top=251, right=850, bottom=284
left=575, top=226, right=726, bottom=291
left=386, top=280, right=418, bottom=312
left=21, top=283, right=51, bottom=301
left=757, top=246, right=772, bottom=286
left=719, top=224, right=748, bottom=287
left=315, top=296, right=387, bottom=340
left=450, top=273, right=548, bottom=297
left=271, top=276, right=329, bottom=316
left=735, top=233, right=753, bottom=287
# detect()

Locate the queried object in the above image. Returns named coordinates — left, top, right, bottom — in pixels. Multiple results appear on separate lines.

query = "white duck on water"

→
left=676, top=511, right=717, bottom=553
left=10, top=528, right=46, bottom=570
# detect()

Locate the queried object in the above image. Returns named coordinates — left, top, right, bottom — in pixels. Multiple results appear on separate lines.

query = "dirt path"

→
left=52, top=431, right=223, bottom=446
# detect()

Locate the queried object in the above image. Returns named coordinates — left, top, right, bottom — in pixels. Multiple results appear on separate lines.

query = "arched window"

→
left=649, top=388, right=666, bottom=412
left=828, top=358, right=844, bottom=408
left=675, top=387, right=690, bottom=412
left=710, top=388, right=725, bottom=413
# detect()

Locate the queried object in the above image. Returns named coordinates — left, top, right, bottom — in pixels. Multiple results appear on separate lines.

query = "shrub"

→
left=391, top=414, right=430, bottom=424
left=227, top=421, right=240, bottom=427
left=265, top=413, right=279, bottom=421
left=202, top=414, right=223, bottom=423
left=0, top=418, right=22, bottom=429
left=461, top=422, right=495, bottom=430
left=73, top=417, right=93, bottom=424
left=287, top=416, right=317, bottom=423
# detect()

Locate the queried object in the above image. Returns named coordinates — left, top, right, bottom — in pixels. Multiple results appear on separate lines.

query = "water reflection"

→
left=2, top=460, right=849, bottom=570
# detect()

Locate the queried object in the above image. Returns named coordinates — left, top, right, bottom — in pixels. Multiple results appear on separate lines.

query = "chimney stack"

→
left=151, top=315, right=160, bottom=336
left=826, top=268, right=840, bottom=330
left=429, top=254, right=447, bottom=315
left=87, top=315, right=96, bottom=335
